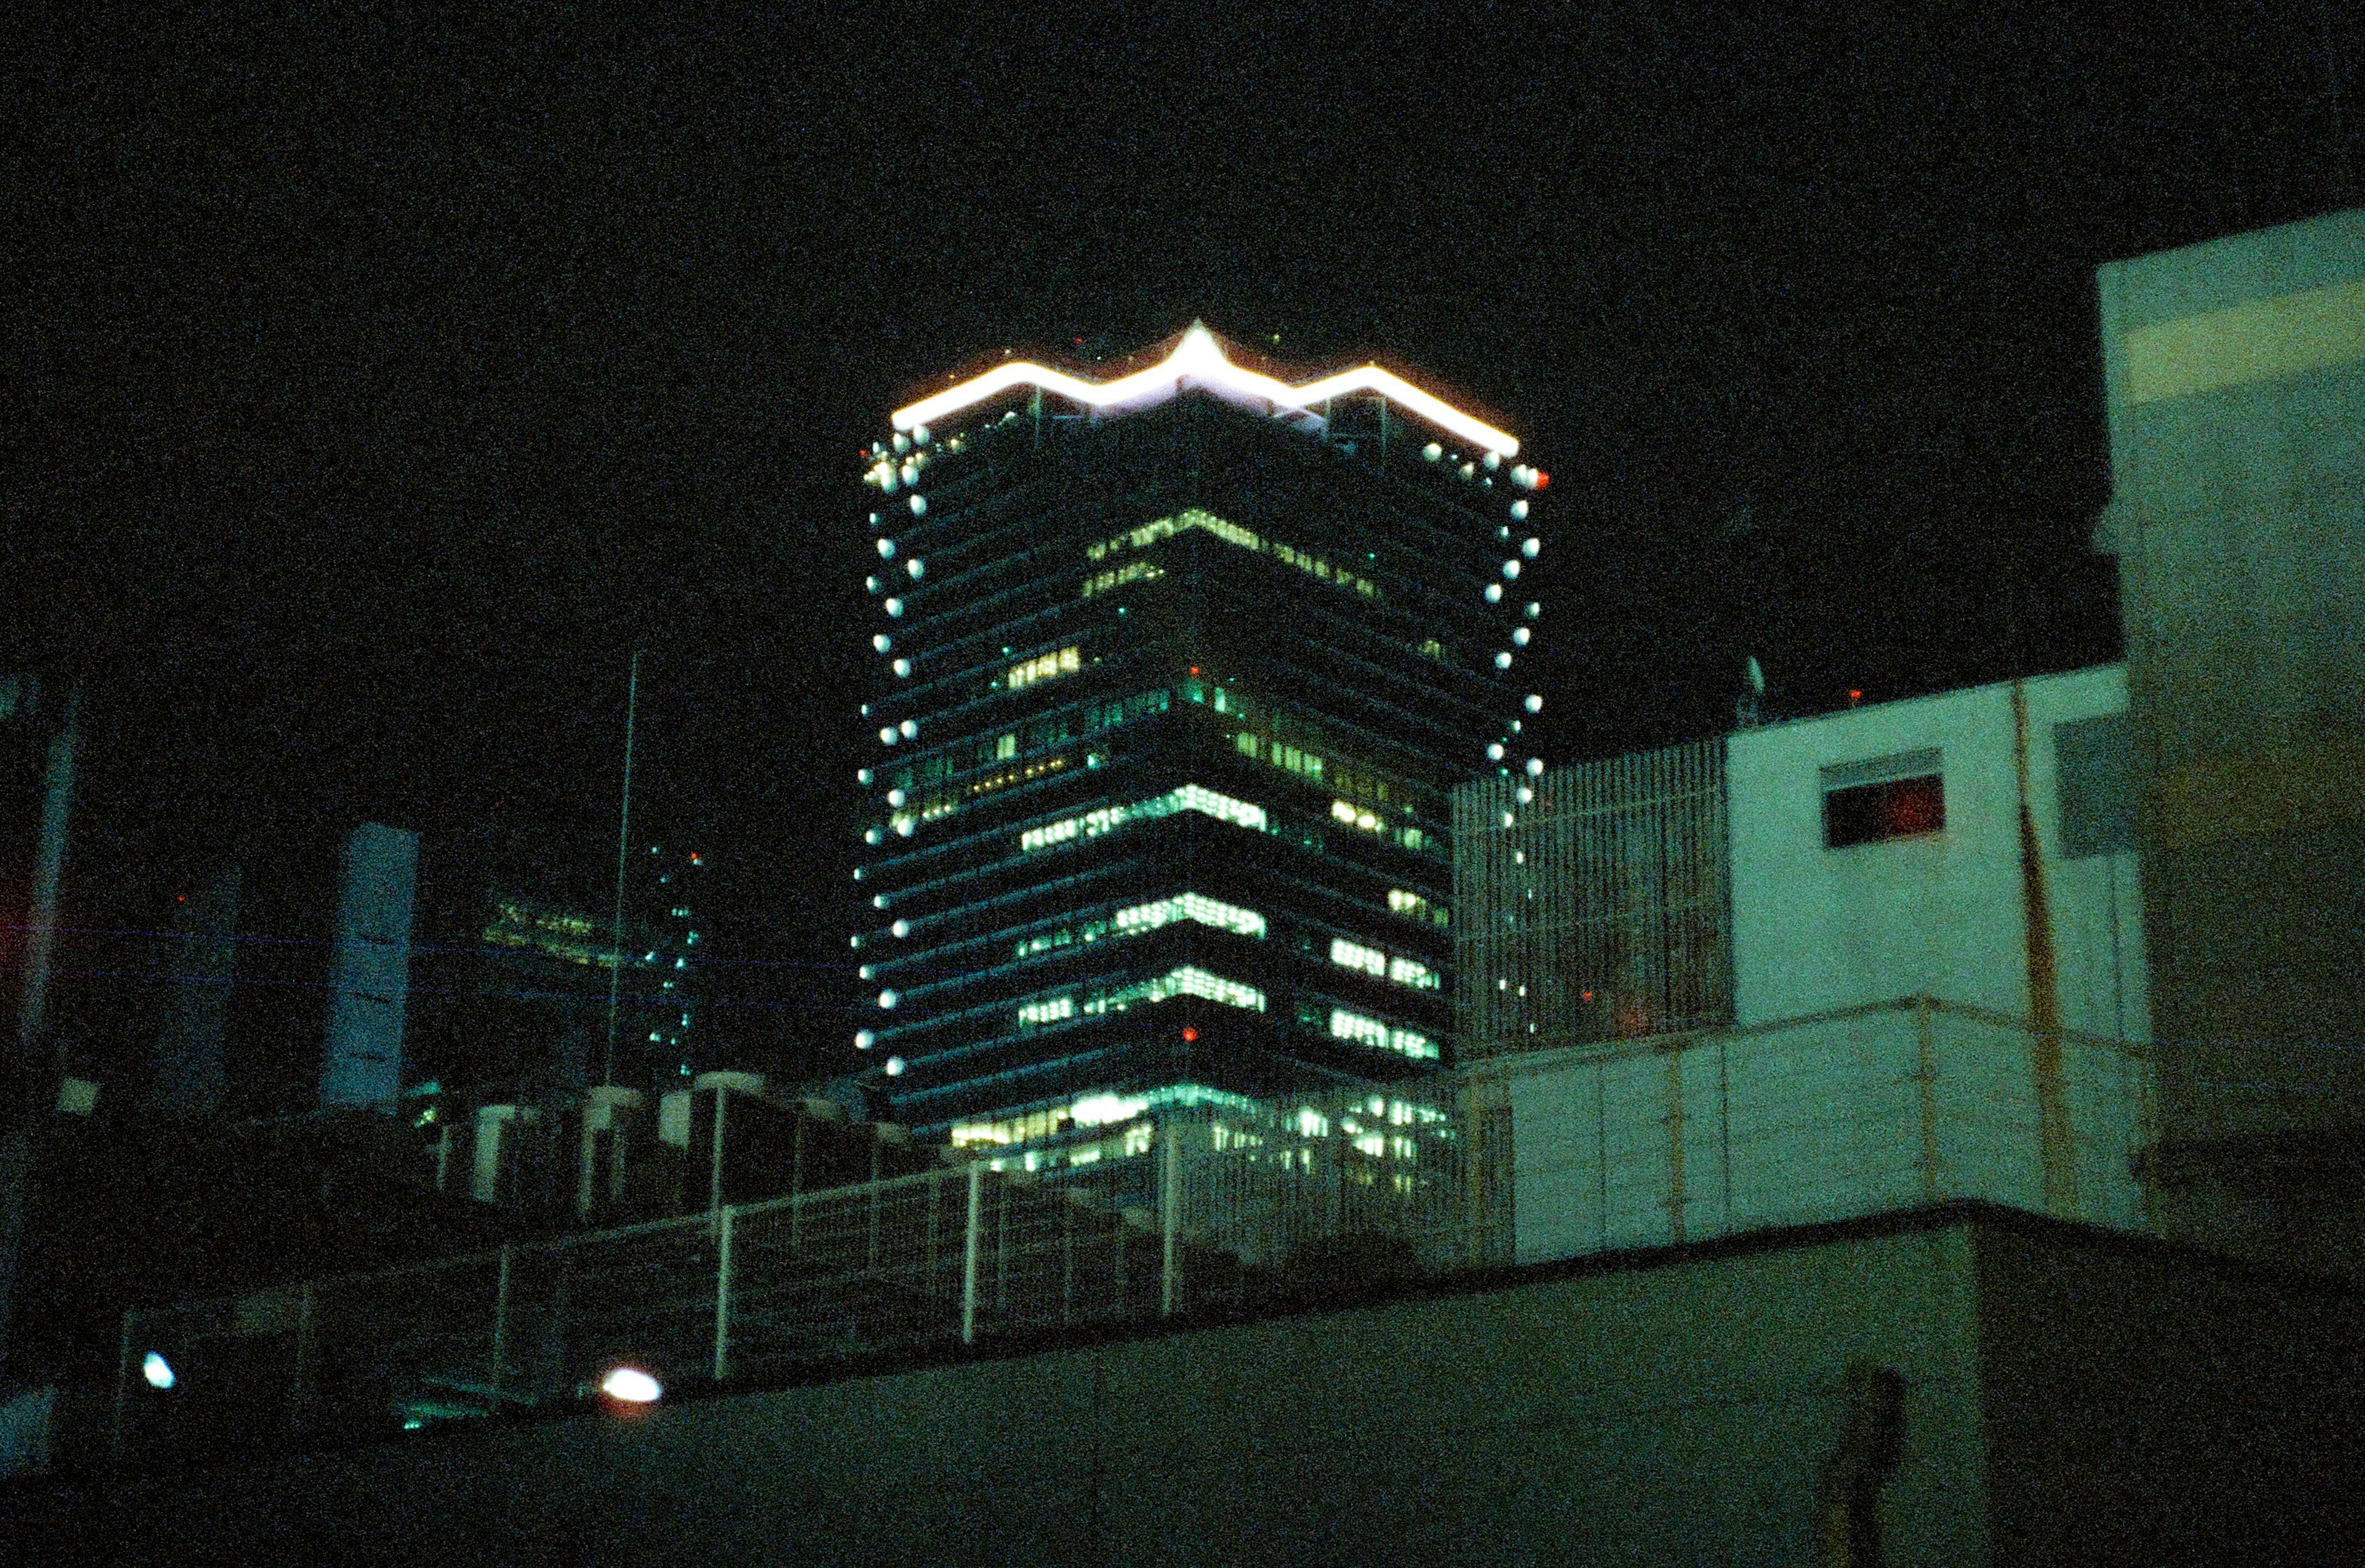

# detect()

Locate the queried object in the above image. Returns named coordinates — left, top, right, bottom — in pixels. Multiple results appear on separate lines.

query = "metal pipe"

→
left=960, top=1165, right=983, bottom=1344
left=713, top=1205, right=735, bottom=1382
left=603, top=650, right=641, bottom=1088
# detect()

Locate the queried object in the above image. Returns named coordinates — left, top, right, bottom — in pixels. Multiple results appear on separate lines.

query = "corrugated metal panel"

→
left=1455, top=740, right=1732, bottom=1061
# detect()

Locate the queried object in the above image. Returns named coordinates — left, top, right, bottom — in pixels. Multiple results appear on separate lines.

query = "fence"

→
left=111, top=1087, right=1463, bottom=1469
left=1463, top=995, right=2159, bottom=1266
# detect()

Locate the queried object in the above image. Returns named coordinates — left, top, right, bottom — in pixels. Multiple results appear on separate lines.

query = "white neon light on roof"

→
left=891, top=324, right=1519, bottom=457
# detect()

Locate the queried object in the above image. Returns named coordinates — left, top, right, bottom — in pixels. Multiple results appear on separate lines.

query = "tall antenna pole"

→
left=604, top=650, right=641, bottom=1088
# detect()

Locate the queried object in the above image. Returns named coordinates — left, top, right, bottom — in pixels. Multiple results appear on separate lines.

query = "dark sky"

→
left=6, top=1, right=2359, bottom=1086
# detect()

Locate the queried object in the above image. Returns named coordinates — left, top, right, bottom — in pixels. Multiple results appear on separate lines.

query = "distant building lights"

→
left=908, top=494, right=927, bottom=515
left=142, top=1352, right=175, bottom=1391
left=1510, top=499, right=1530, bottom=521
left=884, top=598, right=904, bottom=616
left=891, top=918, right=911, bottom=937
left=600, top=1367, right=662, bottom=1404
left=892, top=658, right=912, bottom=677
left=1524, top=601, right=1540, bottom=618
left=907, top=558, right=924, bottom=578
left=1422, top=442, right=1442, bottom=461
left=1521, top=536, right=1540, bottom=557
left=1502, top=560, right=1521, bottom=578
left=855, top=1030, right=875, bottom=1048
left=1486, top=742, right=1506, bottom=761
left=1484, top=583, right=1503, bottom=603
left=884, top=1056, right=906, bottom=1076
left=873, top=634, right=892, bottom=652
left=877, top=539, right=896, bottom=559
left=1526, top=758, right=1544, bottom=777
left=878, top=727, right=897, bottom=745
left=1513, top=627, right=1530, bottom=646
left=887, top=788, right=907, bottom=806
left=899, top=719, right=917, bottom=737
left=889, top=324, right=1521, bottom=456
left=857, top=768, right=873, bottom=785
left=878, top=990, right=899, bottom=1009
left=1494, top=652, right=1513, bottom=669
left=1524, top=694, right=1544, bottom=713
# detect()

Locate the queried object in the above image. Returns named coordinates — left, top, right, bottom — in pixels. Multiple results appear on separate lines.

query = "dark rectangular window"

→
left=1821, top=749, right=1945, bottom=847
left=2055, top=713, right=2133, bottom=859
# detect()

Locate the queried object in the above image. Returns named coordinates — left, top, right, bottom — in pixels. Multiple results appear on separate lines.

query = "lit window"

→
left=1007, top=645, right=1083, bottom=691
left=1821, top=750, right=1945, bottom=848
left=1330, top=937, right=1388, bottom=977
left=1328, top=1009, right=1437, bottom=1061
left=1113, top=892, right=1267, bottom=939
left=1018, top=995, right=1076, bottom=1026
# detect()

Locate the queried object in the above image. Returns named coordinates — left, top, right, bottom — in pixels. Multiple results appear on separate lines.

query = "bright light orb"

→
left=873, top=634, right=892, bottom=652
left=1526, top=758, right=1545, bottom=777
left=855, top=1030, right=875, bottom=1049
left=877, top=538, right=895, bottom=559
left=908, top=494, right=927, bottom=516
left=884, top=1056, right=907, bottom=1076
left=1525, top=694, right=1544, bottom=713
left=1486, top=742, right=1506, bottom=761
left=601, top=1367, right=662, bottom=1404
left=1494, top=652, right=1513, bottom=670
left=1522, top=537, right=1540, bottom=558
left=1484, top=583, right=1503, bottom=604
left=142, top=1351, right=176, bottom=1391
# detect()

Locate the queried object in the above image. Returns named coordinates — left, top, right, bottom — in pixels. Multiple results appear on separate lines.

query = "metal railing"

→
left=1460, top=995, right=2161, bottom=1264
left=111, top=1090, right=1462, bottom=1468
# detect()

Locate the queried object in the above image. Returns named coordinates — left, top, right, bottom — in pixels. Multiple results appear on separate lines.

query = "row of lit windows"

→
left=1182, top=678, right=1423, bottom=815
left=952, top=1083, right=1267, bottom=1150
left=883, top=689, right=1173, bottom=812
left=1085, top=507, right=1382, bottom=601
left=1332, top=798, right=1431, bottom=852
left=1328, top=937, right=1439, bottom=990
left=1330, top=1008, right=1438, bottom=1061
left=1014, top=891, right=1266, bottom=960
left=1006, top=645, right=1081, bottom=690
left=1016, top=965, right=1269, bottom=1030
left=1019, top=782, right=1269, bottom=853
left=1081, top=559, right=1164, bottom=598
left=1388, top=888, right=1449, bottom=927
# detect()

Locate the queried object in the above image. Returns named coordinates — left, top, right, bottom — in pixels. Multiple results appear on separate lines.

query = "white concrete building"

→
left=1457, top=666, right=2157, bottom=1265
left=1729, top=663, right=2145, bottom=1044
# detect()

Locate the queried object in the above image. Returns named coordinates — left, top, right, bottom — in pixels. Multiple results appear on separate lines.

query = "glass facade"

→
left=853, top=333, right=1538, bottom=1134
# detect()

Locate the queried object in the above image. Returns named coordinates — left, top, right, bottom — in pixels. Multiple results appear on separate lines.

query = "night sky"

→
left=7, top=2, right=2359, bottom=1092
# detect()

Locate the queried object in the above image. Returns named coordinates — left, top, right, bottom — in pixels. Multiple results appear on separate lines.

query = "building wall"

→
left=2095, top=205, right=2365, bottom=1144
left=317, top=822, right=419, bottom=1107
left=1728, top=665, right=2146, bottom=1043
left=17, top=1211, right=2358, bottom=1566
left=22, top=1219, right=1999, bottom=1566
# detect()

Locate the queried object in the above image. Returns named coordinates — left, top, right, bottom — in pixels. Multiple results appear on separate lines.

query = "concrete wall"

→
left=9, top=1219, right=2002, bottom=1567
left=1487, top=1000, right=2151, bottom=1267
left=12, top=1210, right=2357, bottom=1566
left=1728, top=665, right=2146, bottom=1043
left=2095, top=206, right=2365, bottom=1142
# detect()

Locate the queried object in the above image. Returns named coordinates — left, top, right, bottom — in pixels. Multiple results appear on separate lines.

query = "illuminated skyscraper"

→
left=852, top=326, right=1543, bottom=1140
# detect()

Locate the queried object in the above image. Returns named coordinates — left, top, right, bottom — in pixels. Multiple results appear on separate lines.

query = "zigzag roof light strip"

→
left=891, top=324, right=1521, bottom=458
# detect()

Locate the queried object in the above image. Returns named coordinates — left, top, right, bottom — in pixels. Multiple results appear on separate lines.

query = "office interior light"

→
left=891, top=324, right=1521, bottom=457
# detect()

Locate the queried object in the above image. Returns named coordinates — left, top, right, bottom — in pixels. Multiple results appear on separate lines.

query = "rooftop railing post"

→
left=1159, top=1118, right=1181, bottom=1317
left=491, top=1245, right=514, bottom=1398
left=960, top=1165, right=984, bottom=1345
left=713, top=1204, right=735, bottom=1383
left=109, top=1309, right=135, bottom=1469
left=290, top=1280, right=317, bottom=1442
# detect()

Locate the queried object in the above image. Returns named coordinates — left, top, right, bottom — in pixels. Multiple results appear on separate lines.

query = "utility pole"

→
left=602, top=652, right=641, bottom=1089
left=0, top=680, right=82, bottom=1380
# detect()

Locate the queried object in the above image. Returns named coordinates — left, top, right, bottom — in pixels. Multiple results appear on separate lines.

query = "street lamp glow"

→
left=142, top=1351, right=176, bottom=1391
left=600, top=1366, right=662, bottom=1404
